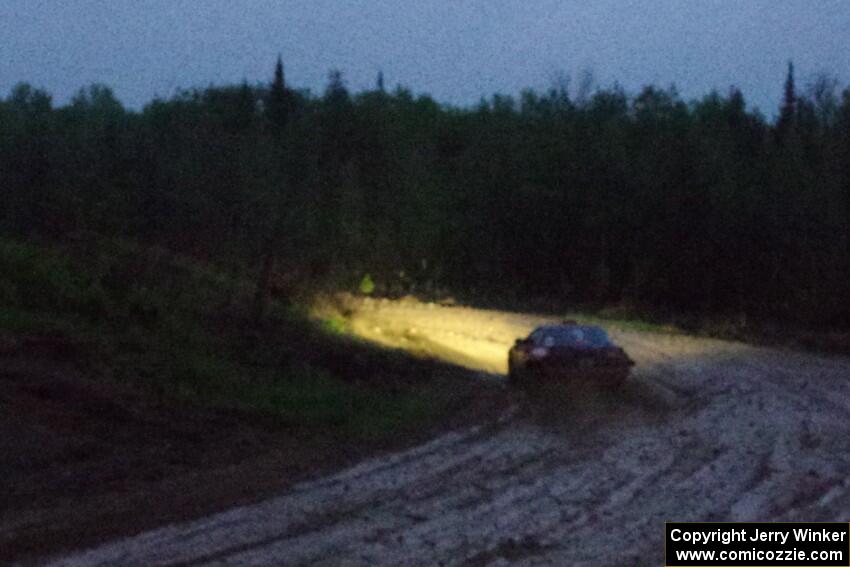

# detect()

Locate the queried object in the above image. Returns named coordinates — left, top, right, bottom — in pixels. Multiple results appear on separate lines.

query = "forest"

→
left=2, top=59, right=849, bottom=329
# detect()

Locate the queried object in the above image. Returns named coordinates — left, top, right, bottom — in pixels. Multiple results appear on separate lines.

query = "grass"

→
left=573, top=303, right=850, bottom=355
left=0, top=234, right=468, bottom=440
left=320, top=315, right=349, bottom=335
left=410, top=286, right=850, bottom=355
left=566, top=311, right=680, bottom=335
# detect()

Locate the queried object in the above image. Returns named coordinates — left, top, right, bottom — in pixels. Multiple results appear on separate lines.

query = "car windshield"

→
left=531, top=325, right=612, bottom=349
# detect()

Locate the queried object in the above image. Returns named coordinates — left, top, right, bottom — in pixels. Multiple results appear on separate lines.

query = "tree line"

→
left=1, top=60, right=849, bottom=327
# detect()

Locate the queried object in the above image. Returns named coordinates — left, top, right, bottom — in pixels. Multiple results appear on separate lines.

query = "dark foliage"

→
left=2, top=61, right=849, bottom=327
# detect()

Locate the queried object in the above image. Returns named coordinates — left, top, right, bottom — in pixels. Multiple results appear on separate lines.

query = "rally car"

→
left=508, top=322, right=634, bottom=388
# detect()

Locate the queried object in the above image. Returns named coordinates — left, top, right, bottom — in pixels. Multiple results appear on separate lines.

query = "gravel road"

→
left=47, top=300, right=850, bottom=566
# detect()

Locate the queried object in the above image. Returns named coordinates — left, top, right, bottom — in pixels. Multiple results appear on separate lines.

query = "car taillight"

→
left=530, top=347, right=549, bottom=359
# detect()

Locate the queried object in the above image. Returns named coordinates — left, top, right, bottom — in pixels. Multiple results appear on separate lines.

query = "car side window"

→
left=543, top=336, right=556, bottom=347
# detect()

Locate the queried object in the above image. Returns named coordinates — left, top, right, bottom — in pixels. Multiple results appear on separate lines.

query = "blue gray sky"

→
left=2, top=1, right=848, bottom=116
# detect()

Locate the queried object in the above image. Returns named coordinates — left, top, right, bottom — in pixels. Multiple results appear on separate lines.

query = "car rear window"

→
left=531, top=325, right=612, bottom=348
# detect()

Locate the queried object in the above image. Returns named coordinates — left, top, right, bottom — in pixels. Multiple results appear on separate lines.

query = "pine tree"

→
left=266, top=55, right=291, bottom=136
left=254, top=56, right=293, bottom=321
left=776, top=61, right=796, bottom=141
left=325, top=69, right=349, bottom=105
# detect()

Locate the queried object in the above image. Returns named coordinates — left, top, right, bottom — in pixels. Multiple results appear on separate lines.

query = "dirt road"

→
left=47, top=300, right=850, bottom=566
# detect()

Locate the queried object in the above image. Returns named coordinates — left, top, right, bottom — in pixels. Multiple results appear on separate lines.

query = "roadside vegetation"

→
left=0, top=235, right=489, bottom=438
left=3, top=60, right=849, bottom=333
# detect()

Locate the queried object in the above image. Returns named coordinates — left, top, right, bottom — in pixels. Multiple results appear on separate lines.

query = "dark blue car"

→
left=508, top=322, right=634, bottom=387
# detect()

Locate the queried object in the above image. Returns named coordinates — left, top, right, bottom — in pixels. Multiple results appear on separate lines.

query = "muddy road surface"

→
left=48, top=300, right=850, bottom=566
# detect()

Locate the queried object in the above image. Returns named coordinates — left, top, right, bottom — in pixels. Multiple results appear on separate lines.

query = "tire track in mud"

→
left=49, top=301, right=850, bottom=566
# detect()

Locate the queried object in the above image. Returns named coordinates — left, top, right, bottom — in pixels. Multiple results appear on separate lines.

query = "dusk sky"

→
left=2, top=1, right=849, bottom=116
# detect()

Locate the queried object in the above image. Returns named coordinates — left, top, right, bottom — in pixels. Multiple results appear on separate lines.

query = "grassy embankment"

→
left=0, top=235, right=484, bottom=440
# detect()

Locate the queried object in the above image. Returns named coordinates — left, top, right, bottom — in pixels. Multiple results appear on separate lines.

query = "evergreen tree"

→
left=266, top=55, right=291, bottom=136
left=254, top=56, right=295, bottom=320
left=776, top=61, right=797, bottom=142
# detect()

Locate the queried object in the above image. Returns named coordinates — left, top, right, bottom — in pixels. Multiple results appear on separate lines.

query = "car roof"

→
left=531, top=323, right=604, bottom=333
